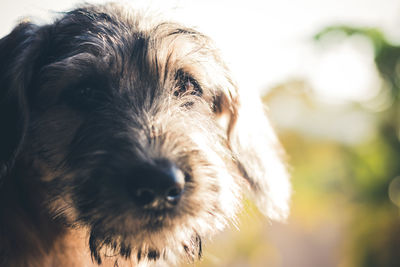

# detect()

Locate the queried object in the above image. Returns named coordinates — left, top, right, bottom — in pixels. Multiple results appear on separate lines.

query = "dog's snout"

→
left=129, top=161, right=185, bottom=208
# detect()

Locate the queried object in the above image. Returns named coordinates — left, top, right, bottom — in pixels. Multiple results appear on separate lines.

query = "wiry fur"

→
left=0, top=3, right=290, bottom=266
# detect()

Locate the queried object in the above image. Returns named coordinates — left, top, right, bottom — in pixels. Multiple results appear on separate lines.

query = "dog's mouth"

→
left=83, top=192, right=202, bottom=264
left=144, top=210, right=172, bottom=228
left=88, top=223, right=203, bottom=265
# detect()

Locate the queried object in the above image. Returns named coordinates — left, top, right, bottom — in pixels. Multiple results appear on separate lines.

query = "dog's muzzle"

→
left=127, top=159, right=186, bottom=210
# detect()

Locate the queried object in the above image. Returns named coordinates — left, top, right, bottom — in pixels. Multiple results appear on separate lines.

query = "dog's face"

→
left=0, top=3, right=290, bottom=265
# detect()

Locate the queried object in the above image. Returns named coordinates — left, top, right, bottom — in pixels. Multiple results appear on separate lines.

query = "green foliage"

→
left=304, top=26, right=400, bottom=267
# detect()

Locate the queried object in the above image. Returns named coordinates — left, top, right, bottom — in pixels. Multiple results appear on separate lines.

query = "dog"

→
left=0, top=3, right=290, bottom=266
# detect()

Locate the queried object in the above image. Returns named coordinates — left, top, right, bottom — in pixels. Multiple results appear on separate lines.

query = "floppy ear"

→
left=216, top=84, right=291, bottom=221
left=0, top=22, right=39, bottom=180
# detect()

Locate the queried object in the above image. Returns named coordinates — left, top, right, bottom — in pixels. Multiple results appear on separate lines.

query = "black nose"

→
left=128, top=161, right=185, bottom=209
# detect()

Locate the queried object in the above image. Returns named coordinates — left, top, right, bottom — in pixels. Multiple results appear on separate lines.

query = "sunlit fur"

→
left=0, top=3, right=290, bottom=266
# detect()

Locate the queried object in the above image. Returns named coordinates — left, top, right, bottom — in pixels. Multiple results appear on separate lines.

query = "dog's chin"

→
left=87, top=210, right=203, bottom=265
left=49, top=190, right=206, bottom=264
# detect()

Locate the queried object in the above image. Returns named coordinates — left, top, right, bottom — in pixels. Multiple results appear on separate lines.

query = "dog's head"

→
left=0, top=3, right=290, bottom=265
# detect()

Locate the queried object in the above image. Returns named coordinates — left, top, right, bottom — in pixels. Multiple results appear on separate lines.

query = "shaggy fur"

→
left=0, top=3, right=290, bottom=266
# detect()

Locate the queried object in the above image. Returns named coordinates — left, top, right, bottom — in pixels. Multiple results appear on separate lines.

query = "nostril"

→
left=167, top=187, right=182, bottom=198
left=134, top=188, right=155, bottom=206
left=165, top=186, right=183, bottom=204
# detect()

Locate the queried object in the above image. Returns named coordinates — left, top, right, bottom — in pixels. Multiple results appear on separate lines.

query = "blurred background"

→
left=2, top=0, right=400, bottom=266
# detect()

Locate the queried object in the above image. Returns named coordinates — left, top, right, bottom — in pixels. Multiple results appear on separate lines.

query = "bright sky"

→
left=1, top=0, right=400, bottom=102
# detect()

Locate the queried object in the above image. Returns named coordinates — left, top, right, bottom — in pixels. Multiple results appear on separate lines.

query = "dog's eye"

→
left=62, top=84, right=108, bottom=110
left=174, top=71, right=202, bottom=98
left=79, top=87, right=95, bottom=99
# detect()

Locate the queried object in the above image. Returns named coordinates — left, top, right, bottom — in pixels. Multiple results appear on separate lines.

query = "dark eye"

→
left=174, top=71, right=203, bottom=98
left=78, top=87, right=95, bottom=99
left=62, top=84, right=107, bottom=110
